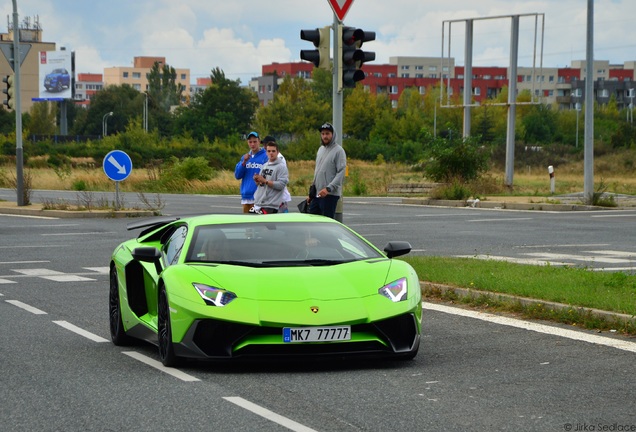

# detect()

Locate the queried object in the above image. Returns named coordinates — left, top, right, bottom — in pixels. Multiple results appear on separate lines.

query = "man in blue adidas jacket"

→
left=235, top=131, right=268, bottom=213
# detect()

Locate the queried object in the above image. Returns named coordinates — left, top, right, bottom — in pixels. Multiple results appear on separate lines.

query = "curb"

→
left=403, top=198, right=608, bottom=211
left=421, top=281, right=636, bottom=327
left=0, top=203, right=155, bottom=218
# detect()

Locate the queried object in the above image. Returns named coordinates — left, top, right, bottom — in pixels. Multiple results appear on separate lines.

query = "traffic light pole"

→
left=12, top=0, right=24, bottom=206
left=332, top=15, right=343, bottom=146
left=332, top=14, right=344, bottom=223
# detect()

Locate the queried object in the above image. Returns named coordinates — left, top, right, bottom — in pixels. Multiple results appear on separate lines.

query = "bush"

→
left=161, top=156, right=213, bottom=181
left=424, top=136, right=489, bottom=183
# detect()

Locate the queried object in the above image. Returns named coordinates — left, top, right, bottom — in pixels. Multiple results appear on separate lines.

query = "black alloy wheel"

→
left=109, top=266, right=133, bottom=345
left=158, top=284, right=179, bottom=367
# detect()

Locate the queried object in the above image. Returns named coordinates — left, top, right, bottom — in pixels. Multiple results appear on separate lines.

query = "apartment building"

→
left=74, top=73, right=103, bottom=107
left=0, top=17, right=56, bottom=112
left=103, top=56, right=191, bottom=101
left=254, top=58, right=636, bottom=111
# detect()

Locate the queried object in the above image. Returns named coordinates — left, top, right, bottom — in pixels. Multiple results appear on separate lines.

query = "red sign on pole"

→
left=327, top=0, right=355, bottom=22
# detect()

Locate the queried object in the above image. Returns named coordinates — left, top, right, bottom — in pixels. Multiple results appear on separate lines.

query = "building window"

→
left=415, top=65, right=423, bottom=70
left=123, top=72, right=129, bottom=78
left=419, top=86, right=426, bottom=94
left=401, top=65, right=410, bottom=70
left=429, top=74, right=437, bottom=78
left=442, top=66, right=449, bottom=72
left=415, top=74, right=424, bottom=78
left=133, top=84, right=141, bottom=91
left=526, top=75, right=531, bottom=82
left=388, top=73, right=396, bottom=78
left=474, top=87, right=481, bottom=96
left=181, top=74, right=186, bottom=80
left=483, top=75, right=491, bottom=80
left=373, top=72, right=382, bottom=78
left=549, top=75, right=554, bottom=82
left=429, top=66, right=437, bottom=71
left=390, top=85, right=399, bottom=94
left=457, top=74, right=464, bottom=79
left=401, top=73, right=409, bottom=78
left=600, top=89, right=609, bottom=97
left=132, top=72, right=141, bottom=79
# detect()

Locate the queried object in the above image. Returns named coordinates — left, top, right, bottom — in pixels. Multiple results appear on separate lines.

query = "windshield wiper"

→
left=260, top=259, right=348, bottom=267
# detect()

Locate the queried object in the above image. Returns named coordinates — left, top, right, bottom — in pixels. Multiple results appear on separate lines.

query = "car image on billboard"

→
left=44, top=68, right=71, bottom=92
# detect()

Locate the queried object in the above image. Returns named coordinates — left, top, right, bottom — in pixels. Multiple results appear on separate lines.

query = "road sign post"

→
left=103, top=150, right=133, bottom=211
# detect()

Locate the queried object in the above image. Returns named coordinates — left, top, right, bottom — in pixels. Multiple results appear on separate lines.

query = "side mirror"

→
left=383, top=241, right=412, bottom=258
left=132, top=247, right=163, bottom=274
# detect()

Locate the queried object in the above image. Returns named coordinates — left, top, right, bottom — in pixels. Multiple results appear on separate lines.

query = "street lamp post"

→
left=102, top=111, right=113, bottom=137
left=434, top=95, right=440, bottom=138
left=143, top=93, right=148, bottom=132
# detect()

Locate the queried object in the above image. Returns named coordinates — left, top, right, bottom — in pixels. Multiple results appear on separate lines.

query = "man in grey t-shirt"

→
left=252, top=142, right=289, bottom=214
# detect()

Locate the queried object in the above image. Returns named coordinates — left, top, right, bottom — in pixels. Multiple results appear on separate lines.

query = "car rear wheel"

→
left=109, top=266, right=133, bottom=345
left=158, top=284, right=180, bottom=367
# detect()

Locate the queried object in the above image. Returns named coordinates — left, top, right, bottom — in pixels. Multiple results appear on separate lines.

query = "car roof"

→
left=128, top=213, right=339, bottom=232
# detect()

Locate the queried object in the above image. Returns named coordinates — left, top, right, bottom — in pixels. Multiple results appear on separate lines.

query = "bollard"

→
left=548, top=165, right=555, bottom=194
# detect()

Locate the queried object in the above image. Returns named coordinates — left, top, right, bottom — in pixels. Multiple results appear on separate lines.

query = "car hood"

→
left=188, top=259, right=393, bottom=301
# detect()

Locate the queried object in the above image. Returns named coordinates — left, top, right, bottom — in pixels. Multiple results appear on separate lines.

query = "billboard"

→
left=36, top=50, right=72, bottom=101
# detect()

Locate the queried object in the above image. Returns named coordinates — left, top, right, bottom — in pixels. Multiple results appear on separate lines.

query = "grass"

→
left=403, top=256, right=636, bottom=334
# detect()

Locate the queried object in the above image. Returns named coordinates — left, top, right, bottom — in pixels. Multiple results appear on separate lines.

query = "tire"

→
left=158, top=284, right=180, bottom=367
left=109, top=266, right=133, bottom=345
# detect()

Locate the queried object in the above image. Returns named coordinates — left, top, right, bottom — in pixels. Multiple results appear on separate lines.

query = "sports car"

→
left=109, top=213, right=421, bottom=366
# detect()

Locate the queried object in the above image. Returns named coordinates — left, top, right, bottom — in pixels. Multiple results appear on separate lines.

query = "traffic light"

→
left=2, top=74, right=15, bottom=109
left=338, top=25, right=376, bottom=91
left=300, top=26, right=331, bottom=70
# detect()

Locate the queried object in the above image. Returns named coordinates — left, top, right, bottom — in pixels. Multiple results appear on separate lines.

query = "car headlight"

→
left=378, top=278, right=408, bottom=302
left=193, top=283, right=237, bottom=306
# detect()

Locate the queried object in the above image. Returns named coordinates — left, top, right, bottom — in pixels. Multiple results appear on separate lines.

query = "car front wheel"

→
left=158, top=284, right=180, bottom=367
left=109, top=266, right=133, bottom=345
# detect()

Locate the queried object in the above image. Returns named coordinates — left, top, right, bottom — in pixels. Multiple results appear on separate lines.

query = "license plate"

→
left=283, top=326, right=351, bottom=343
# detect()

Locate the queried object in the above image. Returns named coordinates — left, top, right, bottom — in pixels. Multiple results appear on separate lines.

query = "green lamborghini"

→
left=109, top=213, right=421, bottom=366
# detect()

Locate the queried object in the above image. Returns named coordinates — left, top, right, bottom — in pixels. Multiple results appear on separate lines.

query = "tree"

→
left=343, top=86, right=377, bottom=140
left=147, top=62, right=182, bottom=111
left=27, top=101, right=57, bottom=135
left=75, top=84, right=143, bottom=136
left=173, top=67, right=258, bottom=141
left=254, top=75, right=329, bottom=139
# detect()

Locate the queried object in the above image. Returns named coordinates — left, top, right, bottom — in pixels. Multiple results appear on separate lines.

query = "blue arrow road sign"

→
left=103, top=150, right=132, bottom=182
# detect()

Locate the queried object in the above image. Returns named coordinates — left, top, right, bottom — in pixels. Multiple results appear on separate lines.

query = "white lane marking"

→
left=10, top=268, right=96, bottom=281
left=347, top=223, right=400, bottom=227
left=592, top=214, right=636, bottom=218
left=0, top=245, right=67, bottom=249
left=2, top=224, right=79, bottom=228
left=121, top=351, right=201, bottom=382
left=423, top=302, right=636, bottom=354
left=12, top=268, right=65, bottom=276
left=42, top=275, right=96, bottom=282
left=586, top=250, right=636, bottom=257
left=525, top=252, right=631, bottom=264
left=0, top=279, right=16, bottom=284
left=41, top=232, right=117, bottom=236
left=516, top=244, right=609, bottom=248
left=83, top=267, right=110, bottom=274
left=53, top=321, right=109, bottom=343
left=467, top=217, right=534, bottom=222
left=455, top=254, right=572, bottom=266
left=0, top=261, right=50, bottom=265
left=223, top=396, right=319, bottom=432
left=0, top=214, right=58, bottom=219
left=6, top=300, right=47, bottom=315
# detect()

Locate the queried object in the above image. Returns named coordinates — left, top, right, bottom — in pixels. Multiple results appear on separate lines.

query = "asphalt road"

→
left=1, top=190, right=636, bottom=431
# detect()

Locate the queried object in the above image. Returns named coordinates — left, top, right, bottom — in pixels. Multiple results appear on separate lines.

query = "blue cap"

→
left=247, top=131, right=259, bottom=139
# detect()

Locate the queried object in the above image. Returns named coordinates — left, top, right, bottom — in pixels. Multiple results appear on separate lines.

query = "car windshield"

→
left=185, top=221, right=384, bottom=266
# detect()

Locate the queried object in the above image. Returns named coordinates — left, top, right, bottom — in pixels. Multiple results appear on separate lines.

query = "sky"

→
left=2, top=0, right=635, bottom=84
